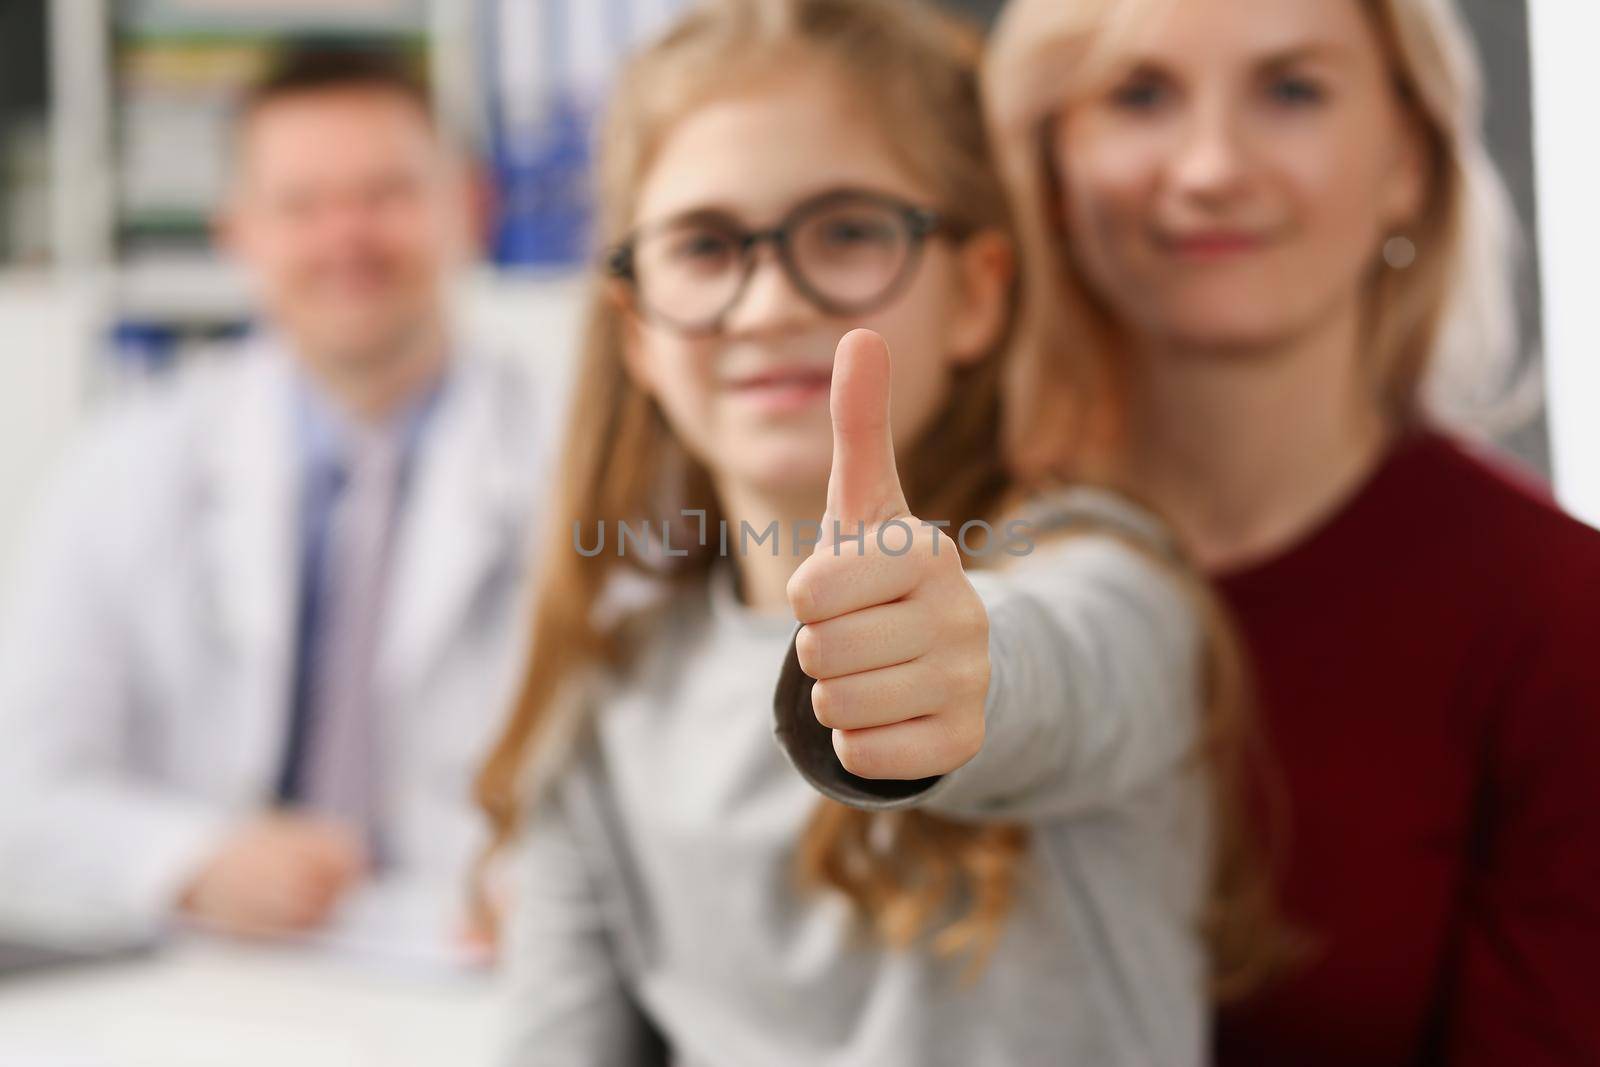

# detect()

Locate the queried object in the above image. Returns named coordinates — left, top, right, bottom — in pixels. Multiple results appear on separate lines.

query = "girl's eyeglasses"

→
left=605, top=188, right=962, bottom=336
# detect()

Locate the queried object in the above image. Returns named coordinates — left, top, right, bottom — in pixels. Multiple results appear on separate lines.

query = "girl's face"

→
left=621, top=61, right=1009, bottom=504
left=1053, top=0, right=1426, bottom=353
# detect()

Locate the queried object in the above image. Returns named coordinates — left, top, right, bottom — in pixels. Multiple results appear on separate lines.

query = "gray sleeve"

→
left=924, top=536, right=1202, bottom=820
left=774, top=533, right=1203, bottom=822
left=496, top=787, right=660, bottom=1067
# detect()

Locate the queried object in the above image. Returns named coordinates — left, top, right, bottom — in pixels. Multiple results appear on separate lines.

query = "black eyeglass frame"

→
left=604, top=188, right=965, bottom=336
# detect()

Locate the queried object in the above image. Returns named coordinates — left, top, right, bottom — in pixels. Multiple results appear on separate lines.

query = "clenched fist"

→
left=786, top=329, right=990, bottom=782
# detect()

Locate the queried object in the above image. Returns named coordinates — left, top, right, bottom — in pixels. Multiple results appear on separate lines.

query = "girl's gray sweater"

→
left=498, top=490, right=1209, bottom=1067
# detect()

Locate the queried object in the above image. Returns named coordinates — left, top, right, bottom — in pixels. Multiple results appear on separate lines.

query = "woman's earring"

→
left=1382, top=234, right=1418, bottom=270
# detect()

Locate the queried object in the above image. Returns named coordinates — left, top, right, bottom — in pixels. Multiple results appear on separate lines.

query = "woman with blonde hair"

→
left=985, top=0, right=1600, bottom=1063
left=477, top=0, right=1290, bottom=1062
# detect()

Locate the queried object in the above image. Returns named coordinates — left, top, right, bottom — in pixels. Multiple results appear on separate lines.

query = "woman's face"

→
left=1053, top=0, right=1426, bottom=352
left=622, top=61, right=1009, bottom=504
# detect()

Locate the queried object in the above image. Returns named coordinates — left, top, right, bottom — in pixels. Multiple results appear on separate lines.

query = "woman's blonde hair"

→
left=475, top=0, right=1290, bottom=997
left=984, top=0, right=1529, bottom=476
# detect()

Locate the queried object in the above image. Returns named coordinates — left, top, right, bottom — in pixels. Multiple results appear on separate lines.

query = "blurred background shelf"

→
left=0, top=2, right=51, bottom=271
left=114, top=254, right=250, bottom=322
left=116, top=0, right=429, bottom=35
left=8, top=0, right=693, bottom=361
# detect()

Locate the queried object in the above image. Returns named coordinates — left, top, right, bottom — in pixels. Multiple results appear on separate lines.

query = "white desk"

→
left=0, top=935, right=502, bottom=1067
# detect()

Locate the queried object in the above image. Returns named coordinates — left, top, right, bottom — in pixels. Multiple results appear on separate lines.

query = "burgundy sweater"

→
left=1213, top=429, right=1600, bottom=1067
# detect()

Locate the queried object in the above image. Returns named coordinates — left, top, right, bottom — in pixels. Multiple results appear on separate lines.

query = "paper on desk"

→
left=178, top=876, right=493, bottom=980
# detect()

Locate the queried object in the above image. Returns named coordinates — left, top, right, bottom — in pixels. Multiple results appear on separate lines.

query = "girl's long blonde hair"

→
left=984, top=0, right=1529, bottom=478
left=476, top=0, right=1290, bottom=998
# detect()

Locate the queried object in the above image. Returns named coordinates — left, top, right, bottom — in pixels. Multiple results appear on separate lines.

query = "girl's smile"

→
left=720, top=363, right=834, bottom=416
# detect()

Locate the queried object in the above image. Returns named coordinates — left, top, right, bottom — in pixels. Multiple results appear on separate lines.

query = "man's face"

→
left=222, top=88, right=466, bottom=373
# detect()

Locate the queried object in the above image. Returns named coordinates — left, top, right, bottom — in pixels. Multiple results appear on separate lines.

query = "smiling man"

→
left=0, top=48, right=554, bottom=945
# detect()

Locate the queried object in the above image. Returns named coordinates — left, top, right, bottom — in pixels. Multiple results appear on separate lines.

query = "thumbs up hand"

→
left=785, top=329, right=990, bottom=782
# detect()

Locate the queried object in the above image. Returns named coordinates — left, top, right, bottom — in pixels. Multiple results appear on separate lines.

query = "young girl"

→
left=985, top=0, right=1600, bottom=1063
left=478, top=1, right=1281, bottom=1063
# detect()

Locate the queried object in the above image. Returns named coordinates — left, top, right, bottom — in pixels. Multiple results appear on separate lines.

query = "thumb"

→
left=826, top=328, right=910, bottom=529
